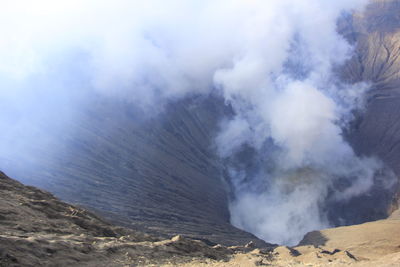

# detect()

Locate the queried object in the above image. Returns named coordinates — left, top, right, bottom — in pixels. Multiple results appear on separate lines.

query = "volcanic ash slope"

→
left=1, top=171, right=400, bottom=267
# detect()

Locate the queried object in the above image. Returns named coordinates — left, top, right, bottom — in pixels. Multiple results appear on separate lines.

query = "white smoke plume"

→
left=1, top=0, right=388, bottom=245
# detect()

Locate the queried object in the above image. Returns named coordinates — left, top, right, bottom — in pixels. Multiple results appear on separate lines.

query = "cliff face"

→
left=340, top=0, right=400, bottom=210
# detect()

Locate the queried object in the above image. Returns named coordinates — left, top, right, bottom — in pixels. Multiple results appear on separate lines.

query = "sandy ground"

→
left=162, top=214, right=400, bottom=267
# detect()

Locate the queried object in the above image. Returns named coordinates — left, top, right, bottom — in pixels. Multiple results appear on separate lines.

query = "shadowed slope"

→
left=339, top=0, right=400, bottom=211
left=0, top=95, right=265, bottom=246
left=0, top=171, right=262, bottom=266
left=2, top=171, right=399, bottom=267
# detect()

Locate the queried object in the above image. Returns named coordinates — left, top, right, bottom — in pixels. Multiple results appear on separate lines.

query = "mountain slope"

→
left=0, top=95, right=266, bottom=246
left=0, top=171, right=255, bottom=266
left=340, top=0, right=400, bottom=211
left=2, top=171, right=399, bottom=267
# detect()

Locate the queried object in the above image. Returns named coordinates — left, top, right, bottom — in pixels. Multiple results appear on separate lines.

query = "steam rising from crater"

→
left=0, top=0, right=391, bottom=245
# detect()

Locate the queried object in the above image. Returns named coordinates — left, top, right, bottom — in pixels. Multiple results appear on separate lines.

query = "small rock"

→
left=320, top=248, right=341, bottom=255
left=171, top=235, right=184, bottom=242
left=345, top=250, right=357, bottom=261
left=273, top=246, right=301, bottom=257
left=245, top=241, right=255, bottom=248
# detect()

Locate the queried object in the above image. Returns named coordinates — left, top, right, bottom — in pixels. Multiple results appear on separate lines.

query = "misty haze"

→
left=1, top=0, right=400, bottom=266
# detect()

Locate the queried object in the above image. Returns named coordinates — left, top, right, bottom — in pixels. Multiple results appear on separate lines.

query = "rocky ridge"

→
left=1, top=171, right=400, bottom=267
left=0, top=171, right=260, bottom=267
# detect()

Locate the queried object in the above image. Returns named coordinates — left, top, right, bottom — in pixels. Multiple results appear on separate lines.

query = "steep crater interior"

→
left=1, top=0, right=400, bottom=248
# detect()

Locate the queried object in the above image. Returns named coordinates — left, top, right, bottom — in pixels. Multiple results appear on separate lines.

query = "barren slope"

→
left=2, top=171, right=399, bottom=266
left=0, top=171, right=268, bottom=266
left=0, top=96, right=265, bottom=246
left=339, top=0, right=400, bottom=212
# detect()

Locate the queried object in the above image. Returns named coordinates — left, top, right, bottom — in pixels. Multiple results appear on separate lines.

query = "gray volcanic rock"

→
left=0, top=171, right=255, bottom=266
left=0, top=95, right=265, bottom=247
left=340, top=0, right=400, bottom=211
left=2, top=170, right=399, bottom=267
